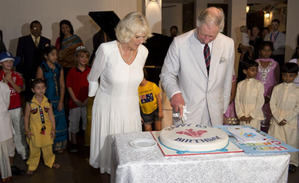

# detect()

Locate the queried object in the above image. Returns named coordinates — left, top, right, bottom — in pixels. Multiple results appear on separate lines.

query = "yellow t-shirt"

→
left=138, top=81, right=160, bottom=114
left=29, top=96, right=53, bottom=147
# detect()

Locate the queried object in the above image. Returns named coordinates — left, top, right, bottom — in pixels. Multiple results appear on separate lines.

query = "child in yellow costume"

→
left=138, top=76, right=163, bottom=131
left=24, top=79, right=60, bottom=174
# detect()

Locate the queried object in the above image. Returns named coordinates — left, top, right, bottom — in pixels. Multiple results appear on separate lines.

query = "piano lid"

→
left=88, top=11, right=120, bottom=40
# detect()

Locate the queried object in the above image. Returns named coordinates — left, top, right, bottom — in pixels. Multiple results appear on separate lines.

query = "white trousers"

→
left=9, top=108, right=27, bottom=159
left=0, top=138, right=14, bottom=179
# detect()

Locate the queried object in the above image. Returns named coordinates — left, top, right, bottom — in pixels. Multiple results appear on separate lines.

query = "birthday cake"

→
left=159, top=123, right=229, bottom=152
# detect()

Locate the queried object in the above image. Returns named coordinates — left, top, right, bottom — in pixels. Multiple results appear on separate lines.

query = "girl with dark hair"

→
left=255, top=41, right=280, bottom=132
left=55, top=20, right=83, bottom=71
left=36, top=46, right=68, bottom=153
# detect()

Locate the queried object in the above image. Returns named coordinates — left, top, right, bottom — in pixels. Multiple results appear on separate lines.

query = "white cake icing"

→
left=160, top=123, right=229, bottom=152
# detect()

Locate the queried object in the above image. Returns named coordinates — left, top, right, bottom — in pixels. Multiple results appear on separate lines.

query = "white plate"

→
left=129, top=138, right=156, bottom=149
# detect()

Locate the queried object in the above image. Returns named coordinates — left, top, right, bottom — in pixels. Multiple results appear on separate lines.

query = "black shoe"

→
left=69, top=144, right=78, bottom=153
left=289, top=164, right=297, bottom=173
left=11, top=165, right=25, bottom=176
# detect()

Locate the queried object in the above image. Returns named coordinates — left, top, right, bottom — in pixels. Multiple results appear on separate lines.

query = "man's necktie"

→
left=34, top=37, right=39, bottom=47
left=270, top=32, right=278, bottom=42
left=204, top=44, right=211, bottom=73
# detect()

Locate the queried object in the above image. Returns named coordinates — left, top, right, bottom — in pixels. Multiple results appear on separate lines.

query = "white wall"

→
left=0, top=0, right=138, bottom=54
left=146, top=0, right=162, bottom=34
left=228, top=0, right=247, bottom=73
left=162, top=3, right=182, bottom=36
left=194, top=0, right=207, bottom=25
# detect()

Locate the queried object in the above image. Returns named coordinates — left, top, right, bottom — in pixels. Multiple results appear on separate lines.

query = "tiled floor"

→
left=11, top=146, right=110, bottom=183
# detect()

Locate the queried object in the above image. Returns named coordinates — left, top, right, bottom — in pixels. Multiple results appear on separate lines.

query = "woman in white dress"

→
left=87, top=12, right=151, bottom=174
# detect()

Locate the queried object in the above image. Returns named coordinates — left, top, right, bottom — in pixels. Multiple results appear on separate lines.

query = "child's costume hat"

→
left=0, top=52, right=15, bottom=63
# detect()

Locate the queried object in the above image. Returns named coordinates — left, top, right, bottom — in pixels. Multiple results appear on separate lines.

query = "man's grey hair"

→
left=196, top=7, right=225, bottom=32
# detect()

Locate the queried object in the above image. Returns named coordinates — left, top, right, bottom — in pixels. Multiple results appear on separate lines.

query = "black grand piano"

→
left=89, top=11, right=173, bottom=84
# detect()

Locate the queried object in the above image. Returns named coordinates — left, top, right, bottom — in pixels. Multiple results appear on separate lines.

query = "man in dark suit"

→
left=16, top=20, right=50, bottom=101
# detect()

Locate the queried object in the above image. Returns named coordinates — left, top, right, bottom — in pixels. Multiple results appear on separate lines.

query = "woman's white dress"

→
left=88, top=41, right=148, bottom=173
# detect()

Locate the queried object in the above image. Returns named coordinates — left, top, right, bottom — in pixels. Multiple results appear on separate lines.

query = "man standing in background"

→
left=16, top=20, right=50, bottom=101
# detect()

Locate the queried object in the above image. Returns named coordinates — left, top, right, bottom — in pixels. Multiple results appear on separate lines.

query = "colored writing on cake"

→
left=245, top=140, right=281, bottom=146
left=254, top=145, right=288, bottom=151
left=175, top=124, right=192, bottom=128
left=176, top=129, right=207, bottom=137
left=175, top=124, right=208, bottom=128
left=244, top=140, right=287, bottom=151
left=174, top=136, right=220, bottom=143
left=243, top=132, right=256, bottom=138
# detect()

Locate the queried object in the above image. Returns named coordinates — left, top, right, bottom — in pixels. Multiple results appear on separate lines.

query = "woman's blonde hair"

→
left=115, top=12, right=151, bottom=43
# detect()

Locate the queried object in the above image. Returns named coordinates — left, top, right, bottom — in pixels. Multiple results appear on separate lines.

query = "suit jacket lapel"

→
left=208, top=34, right=222, bottom=89
left=189, top=31, right=208, bottom=78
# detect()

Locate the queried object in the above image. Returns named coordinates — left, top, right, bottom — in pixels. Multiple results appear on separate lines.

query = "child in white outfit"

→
left=268, top=63, right=299, bottom=173
left=235, top=60, right=265, bottom=130
left=0, top=81, right=14, bottom=182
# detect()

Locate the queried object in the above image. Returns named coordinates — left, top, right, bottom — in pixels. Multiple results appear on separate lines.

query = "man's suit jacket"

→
left=16, top=35, right=50, bottom=79
left=264, top=31, right=285, bottom=56
left=160, top=30, right=235, bottom=126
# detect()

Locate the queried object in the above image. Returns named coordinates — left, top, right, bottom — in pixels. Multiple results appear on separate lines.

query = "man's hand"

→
left=170, top=93, right=185, bottom=118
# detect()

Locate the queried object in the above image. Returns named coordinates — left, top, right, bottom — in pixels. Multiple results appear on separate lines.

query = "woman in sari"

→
left=55, top=20, right=83, bottom=74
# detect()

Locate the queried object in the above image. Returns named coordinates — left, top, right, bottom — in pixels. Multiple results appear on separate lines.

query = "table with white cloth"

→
left=111, top=132, right=290, bottom=183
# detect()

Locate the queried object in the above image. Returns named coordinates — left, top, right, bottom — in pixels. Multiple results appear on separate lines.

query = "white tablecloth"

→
left=111, top=132, right=290, bottom=183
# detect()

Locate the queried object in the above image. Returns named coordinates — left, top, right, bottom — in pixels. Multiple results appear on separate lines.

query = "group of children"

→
left=0, top=39, right=298, bottom=180
left=227, top=41, right=299, bottom=173
left=0, top=45, right=91, bottom=181
left=0, top=40, right=165, bottom=181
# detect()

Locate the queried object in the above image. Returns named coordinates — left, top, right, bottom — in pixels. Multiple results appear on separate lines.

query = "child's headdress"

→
left=0, top=52, right=15, bottom=63
left=75, top=46, right=89, bottom=57
left=75, top=46, right=88, bottom=53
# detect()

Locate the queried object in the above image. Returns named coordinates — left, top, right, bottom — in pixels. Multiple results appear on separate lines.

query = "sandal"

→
left=2, top=177, right=12, bottom=182
left=56, top=150, right=64, bottom=154
left=26, top=170, right=34, bottom=175
left=52, top=163, right=60, bottom=169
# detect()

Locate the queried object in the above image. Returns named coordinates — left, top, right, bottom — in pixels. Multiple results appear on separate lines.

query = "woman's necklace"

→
left=119, top=43, right=133, bottom=63
left=47, top=61, right=55, bottom=70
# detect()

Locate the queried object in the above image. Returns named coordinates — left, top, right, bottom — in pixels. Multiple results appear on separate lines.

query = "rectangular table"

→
left=111, top=132, right=290, bottom=183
